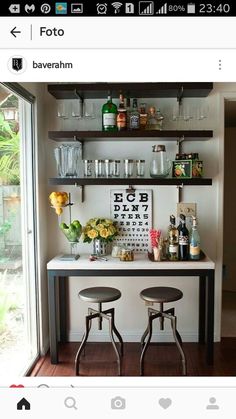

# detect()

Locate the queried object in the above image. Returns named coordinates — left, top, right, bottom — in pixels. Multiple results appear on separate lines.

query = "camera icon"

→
left=111, top=396, right=126, bottom=410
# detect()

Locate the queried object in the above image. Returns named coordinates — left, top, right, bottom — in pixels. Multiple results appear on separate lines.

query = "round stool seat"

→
left=140, top=287, right=183, bottom=304
left=78, top=286, right=121, bottom=303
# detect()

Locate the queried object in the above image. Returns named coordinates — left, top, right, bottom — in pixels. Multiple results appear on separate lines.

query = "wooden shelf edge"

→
left=48, top=177, right=213, bottom=186
left=48, top=130, right=213, bottom=141
left=48, top=83, right=213, bottom=99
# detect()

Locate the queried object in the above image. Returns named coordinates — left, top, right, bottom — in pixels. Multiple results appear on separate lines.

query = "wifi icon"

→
left=112, top=2, right=123, bottom=13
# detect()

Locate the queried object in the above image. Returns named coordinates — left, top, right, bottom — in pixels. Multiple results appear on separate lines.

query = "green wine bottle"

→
left=102, top=92, right=117, bottom=131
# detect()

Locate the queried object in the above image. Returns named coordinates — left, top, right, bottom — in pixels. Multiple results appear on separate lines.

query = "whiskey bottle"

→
left=189, top=216, right=201, bottom=260
left=102, top=92, right=117, bottom=131
left=117, top=93, right=127, bottom=131
left=178, top=214, right=189, bottom=261
left=129, top=98, right=140, bottom=130
left=168, top=215, right=179, bottom=261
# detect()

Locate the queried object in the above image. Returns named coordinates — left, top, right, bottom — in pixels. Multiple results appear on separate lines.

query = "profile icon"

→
left=206, top=397, right=219, bottom=410
left=8, top=56, right=27, bottom=74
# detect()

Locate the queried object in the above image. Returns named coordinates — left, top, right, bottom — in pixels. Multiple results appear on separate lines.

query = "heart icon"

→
left=10, top=384, right=25, bottom=388
left=158, top=398, right=172, bottom=409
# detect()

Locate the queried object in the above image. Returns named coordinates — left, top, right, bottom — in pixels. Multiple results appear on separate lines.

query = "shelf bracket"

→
left=126, top=185, right=136, bottom=194
left=176, top=183, right=184, bottom=203
left=73, top=182, right=85, bottom=203
left=177, top=85, right=184, bottom=104
left=176, top=135, right=185, bottom=153
left=74, top=89, right=83, bottom=102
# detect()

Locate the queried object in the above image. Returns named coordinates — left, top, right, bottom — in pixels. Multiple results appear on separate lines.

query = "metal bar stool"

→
left=75, top=286, right=123, bottom=376
left=140, top=286, right=187, bottom=376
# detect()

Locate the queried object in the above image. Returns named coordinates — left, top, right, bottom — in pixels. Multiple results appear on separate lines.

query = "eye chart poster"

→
left=110, top=189, right=153, bottom=252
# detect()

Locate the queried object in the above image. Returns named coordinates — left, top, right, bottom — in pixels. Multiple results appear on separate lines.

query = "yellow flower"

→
left=100, top=228, right=109, bottom=239
left=108, top=226, right=116, bottom=235
left=105, top=219, right=113, bottom=225
left=96, top=223, right=105, bottom=231
left=87, top=229, right=98, bottom=239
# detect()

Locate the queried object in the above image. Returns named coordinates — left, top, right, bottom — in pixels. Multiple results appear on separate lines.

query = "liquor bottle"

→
left=139, top=102, right=148, bottom=130
left=126, top=97, right=131, bottom=129
left=117, top=93, right=127, bottom=131
left=146, top=107, right=164, bottom=130
left=168, top=215, right=179, bottom=261
left=178, top=214, right=189, bottom=261
left=189, top=216, right=201, bottom=260
left=102, top=92, right=117, bottom=131
left=129, top=98, right=140, bottom=130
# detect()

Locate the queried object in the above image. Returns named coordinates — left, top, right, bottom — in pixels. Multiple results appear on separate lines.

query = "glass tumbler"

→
left=111, top=160, right=120, bottom=177
left=105, top=159, right=113, bottom=177
left=83, top=160, right=93, bottom=177
left=136, top=160, right=145, bottom=177
left=124, top=159, right=134, bottom=177
left=95, top=159, right=105, bottom=177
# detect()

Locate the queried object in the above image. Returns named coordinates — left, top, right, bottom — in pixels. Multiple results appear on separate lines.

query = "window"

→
left=0, top=84, right=39, bottom=375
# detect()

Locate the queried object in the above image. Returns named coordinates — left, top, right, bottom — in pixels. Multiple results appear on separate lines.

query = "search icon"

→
left=64, top=397, right=78, bottom=410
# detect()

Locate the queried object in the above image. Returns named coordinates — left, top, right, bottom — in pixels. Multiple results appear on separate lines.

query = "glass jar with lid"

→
left=150, top=145, right=171, bottom=178
left=119, top=248, right=134, bottom=262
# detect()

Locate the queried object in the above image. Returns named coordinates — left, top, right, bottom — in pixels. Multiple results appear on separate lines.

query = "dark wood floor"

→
left=30, top=338, right=236, bottom=376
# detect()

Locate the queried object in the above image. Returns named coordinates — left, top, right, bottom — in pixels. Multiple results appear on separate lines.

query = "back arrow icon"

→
left=11, top=26, right=21, bottom=38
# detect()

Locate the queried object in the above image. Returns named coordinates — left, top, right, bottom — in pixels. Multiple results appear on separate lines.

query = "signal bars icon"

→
left=156, top=2, right=167, bottom=14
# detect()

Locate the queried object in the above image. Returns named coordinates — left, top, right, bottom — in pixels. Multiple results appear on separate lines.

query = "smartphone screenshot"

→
left=0, top=1, right=236, bottom=417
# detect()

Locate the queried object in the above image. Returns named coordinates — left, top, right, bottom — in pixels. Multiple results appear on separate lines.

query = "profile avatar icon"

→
left=206, top=397, right=219, bottom=410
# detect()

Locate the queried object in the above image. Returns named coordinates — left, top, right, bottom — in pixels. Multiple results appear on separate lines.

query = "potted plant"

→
left=83, top=217, right=118, bottom=256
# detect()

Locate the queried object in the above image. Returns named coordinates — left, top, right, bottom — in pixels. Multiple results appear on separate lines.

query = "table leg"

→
left=48, top=272, right=58, bottom=364
left=206, top=270, right=215, bottom=365
left=59, top=276, right=67, bottom=343
left=199, top=276, right=206, bottom=344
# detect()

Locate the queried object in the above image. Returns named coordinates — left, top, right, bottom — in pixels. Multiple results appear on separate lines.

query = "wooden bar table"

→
left=47, top=253, right=215, bottom=366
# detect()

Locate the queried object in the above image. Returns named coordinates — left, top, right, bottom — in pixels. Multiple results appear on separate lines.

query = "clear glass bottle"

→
left=168, top=215, right=179, bottom=261
left=129, top=98, right=140, bottom=130
left=102, top=91, right=117, bottom=131
left=150, top=145, right=170, bottom=178
left=146, top=106, right=164, bottom=130
left=178, top=214, right=189, bottom=261
left=117, top=93, right=127, bottom=131
left=189, top=216, right=201, bottom=260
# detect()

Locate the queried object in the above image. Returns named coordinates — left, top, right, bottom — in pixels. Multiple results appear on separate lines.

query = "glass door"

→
left=0, top=84, right=38, bottom=375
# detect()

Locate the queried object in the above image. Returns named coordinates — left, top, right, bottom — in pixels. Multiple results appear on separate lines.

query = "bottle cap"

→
left=180, top=213, right=186, bottom=221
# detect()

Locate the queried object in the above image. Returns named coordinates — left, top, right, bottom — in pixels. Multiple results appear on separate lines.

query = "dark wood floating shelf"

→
left=48, top=130, right=213, bottom=142
left=49, top=177, right=212, bottom=186
left=48, top=83, right=213, bottom=100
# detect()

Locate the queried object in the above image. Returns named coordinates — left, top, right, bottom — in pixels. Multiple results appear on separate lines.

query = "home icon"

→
left=17, top=398, right=31, bottom=410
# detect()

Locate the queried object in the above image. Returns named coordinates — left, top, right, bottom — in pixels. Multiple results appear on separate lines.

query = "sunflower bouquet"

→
left=83, top=218, right=119, bottom=243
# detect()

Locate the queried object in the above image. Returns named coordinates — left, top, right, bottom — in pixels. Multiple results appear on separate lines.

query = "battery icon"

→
left=187, top=3, right=195, bottom=14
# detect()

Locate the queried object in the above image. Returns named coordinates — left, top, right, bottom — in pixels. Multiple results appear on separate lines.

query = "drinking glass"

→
left=124, top=159, right=134, bottom=177
left=84, top=101, right=95, bottom=119
left=95, top=159, right=105, bottom=177
left=105, top=159, right=113, bottom=177
left=111, top=160, right=120, bottom=177
left=71, top=99, right=83, bottom=119
left=136, top=160, right=145, bottom=177
left=56, top=100, right=69, bottom=119
left=83, top=160, right=93, bottom=177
